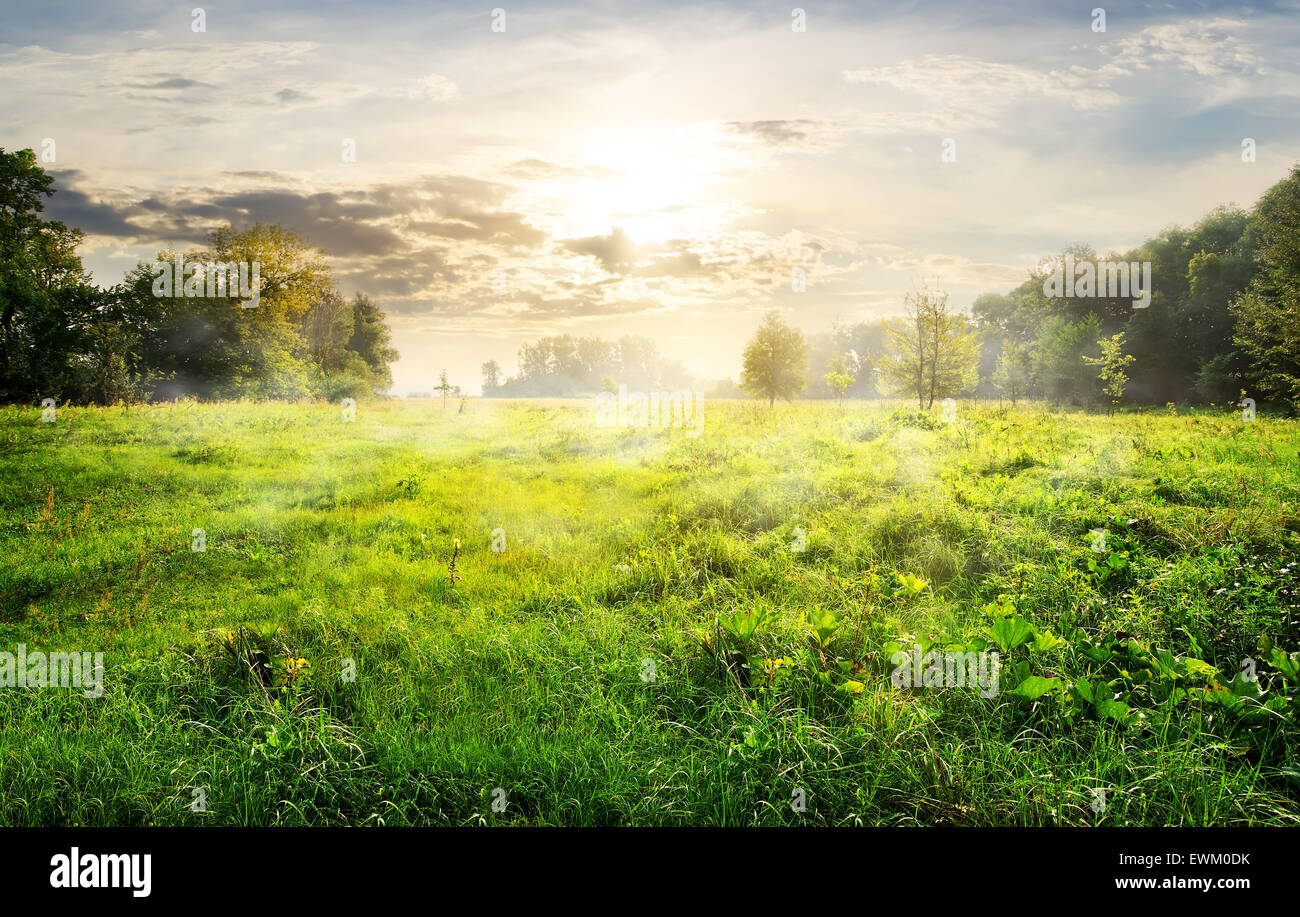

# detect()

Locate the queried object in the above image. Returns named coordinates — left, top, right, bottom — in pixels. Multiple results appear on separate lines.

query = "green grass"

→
left=1, top=397, right=1298, bottom=825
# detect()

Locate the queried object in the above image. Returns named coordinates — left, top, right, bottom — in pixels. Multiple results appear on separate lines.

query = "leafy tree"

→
left=302, top=288, right=354, bottom=372
left=879, top=302, right=925, bottom=408
left=1234, top=165, right=1300, bottom=409
left=880, top=283, right=978, bottom=409
left=73, top=321, right=140, bottom=405
left=823, top=352, right=854, bottom=407
left=740, top=310, right=808, bottom=407
left=1083, top=332, right=1136, bottom=414
left=992, top=340, right=1031, bottom=405
left=831, top=319, right=887, bottom=397
left=346, top=292, right=398, bottom=389
left=481, top=359, right=502, bottom=394
left=1033, top=314, right=1102, bottom=405
left=0, top=148, right=95, bottom=401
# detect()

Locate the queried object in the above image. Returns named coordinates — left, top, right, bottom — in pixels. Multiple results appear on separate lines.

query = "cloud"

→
left=634, top=251, right=711, bottom=278
left=126, top=76, right=214, bottom=90
left=393, top=73, right=459, bottom=101
left=43, top=171, right=142, bottom=238
left=726, top=120, right=822, bottom=145
left=562, top=227, right=638, bottom=273
left=844, top=54, right=1123, bottom=112
left=43, top=172, right=548, bottom=262
left=1106, top=19, right=1264, bottom=79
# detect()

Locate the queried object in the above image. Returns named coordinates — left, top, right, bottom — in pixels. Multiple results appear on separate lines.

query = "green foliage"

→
left=1233, top=165, right=1300, bottom=410
left=1082, top=332, right=1137, bottom=413
left=879, top=283, right=979, bottom=409
left=0, top=149, right=398, bottom=405
left=1033, top=314, right=1102, bottom=405
left=823, top=352, right=854, bottom=406
left=992, top=340, right=1031, bottom=404
left=740, top=310, right=808, bottom=407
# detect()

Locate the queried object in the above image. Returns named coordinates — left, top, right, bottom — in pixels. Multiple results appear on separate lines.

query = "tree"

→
left=740, top=310, right=808, bottom=407
left=880, top=304, right=925, bottom=409
left=823, top=352, right=854, bottom=407
left=481, top=359, right=502, bottom=394
left=879, top=283, right=978, bottom=409
left=1033, top=314, right=1102, bottom=405
left=832, top=319, right=887, bottom=397
left=73, top=321, right=140, bottom=406
left=0, top=148, right=95, bottom=401
left=1082, top=332, right=1136, bottom=414
left=992, top=340, right=1031, bottom=405
left=435, top=369, right=455, bottom=409
left=302, top=288, right=353, bottom=372
left=346, top=293, right=398, bottom=390
left=1234, top=165, right=1300, bottom=409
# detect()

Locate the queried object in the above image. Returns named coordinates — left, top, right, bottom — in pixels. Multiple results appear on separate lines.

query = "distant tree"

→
left=1234, top=165, right=1300, bottom=410
left=435, top=369, right=454, bottom=409
left=708, top=377, right=743, bottom=398
left=832, top=319, right=887, bottom=397
left=599, top=375, right=618, bottom=394
left=823, top=352, right=854, bottom=407
left=880, top=283, right=978, bottom=409
left=481, top=359, right=502, bottom=394
left=992, top=340, right=1031, bottom=405
left=1083, top=332, right=1136, bottom=415
left=740, top=310, right=808, bottom=407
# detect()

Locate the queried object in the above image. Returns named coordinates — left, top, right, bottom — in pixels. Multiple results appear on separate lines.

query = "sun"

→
left=534, top=127, right=739, bottom=247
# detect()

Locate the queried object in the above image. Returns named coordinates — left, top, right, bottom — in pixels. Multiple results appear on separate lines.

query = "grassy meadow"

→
left=1, top=397, right=1298, bottom=826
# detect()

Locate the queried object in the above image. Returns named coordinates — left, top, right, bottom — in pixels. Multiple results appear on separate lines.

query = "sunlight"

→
left=545, top=127, right=734, bottom=244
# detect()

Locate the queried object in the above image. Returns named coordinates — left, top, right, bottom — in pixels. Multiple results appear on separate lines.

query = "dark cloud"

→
left=634, top=251, right=710, bottom=278
left=726, top=119, right=821, bottom=144
left=44, top=171, right=142, bottom=237
left=40, top=171, right=547, bottom=259
left=335, top=254, right=453, bottom=302
left=127, top=77, right=213, bottom=90
left=562, top=227, right=637, bottom=273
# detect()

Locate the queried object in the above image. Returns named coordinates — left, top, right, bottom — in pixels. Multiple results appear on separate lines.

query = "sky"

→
left=2, top=0, right=1299, bottom=394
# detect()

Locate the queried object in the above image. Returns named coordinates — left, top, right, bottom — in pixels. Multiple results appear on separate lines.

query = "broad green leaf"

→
left=988, top=616, right=1035, bottom=653
left=1032, top=629, right=1065, bottom=653
left=1009, top=676, right=1059, bottom=700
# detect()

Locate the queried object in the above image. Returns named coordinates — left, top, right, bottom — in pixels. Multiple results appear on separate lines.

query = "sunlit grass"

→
left=0, top=397, right=1297, bottom=825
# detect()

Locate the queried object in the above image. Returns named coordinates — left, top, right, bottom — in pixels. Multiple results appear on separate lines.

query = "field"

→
left=1, top=398, right=1298, bottom=826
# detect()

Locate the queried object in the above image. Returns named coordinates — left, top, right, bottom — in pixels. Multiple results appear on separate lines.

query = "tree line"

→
left=738, top=164, right=1300, bottom=412
left=480, top=334, right=691, bottom=397
left=0, top=148, right=397, bottom=405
